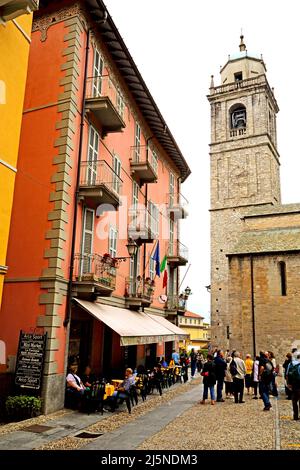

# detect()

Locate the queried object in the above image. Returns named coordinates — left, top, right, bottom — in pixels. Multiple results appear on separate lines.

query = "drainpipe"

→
left=64, top=28, right=90, bottom=327
left=250, top=254, right=256, bottom=356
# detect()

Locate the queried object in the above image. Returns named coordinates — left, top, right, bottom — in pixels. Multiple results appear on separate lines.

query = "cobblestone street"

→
left=0, top=376, right=299, bottom=451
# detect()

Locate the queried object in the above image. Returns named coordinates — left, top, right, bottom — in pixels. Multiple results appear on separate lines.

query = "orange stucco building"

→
left=1, top=0, right=190, bottom=412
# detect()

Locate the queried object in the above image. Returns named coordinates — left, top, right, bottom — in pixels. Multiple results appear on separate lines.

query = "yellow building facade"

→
left=179, top=311, right=211, bottom=351
left=0, top=2, right=38, bottom=310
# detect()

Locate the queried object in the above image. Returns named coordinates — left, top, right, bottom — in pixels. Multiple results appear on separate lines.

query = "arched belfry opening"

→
left=229, top=103, right=246, bottom=129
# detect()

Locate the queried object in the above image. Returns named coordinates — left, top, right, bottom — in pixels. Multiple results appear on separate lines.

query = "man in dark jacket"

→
left=200, top=354, right=216, bottom=405
left=214, top=350, right=227, bottom=402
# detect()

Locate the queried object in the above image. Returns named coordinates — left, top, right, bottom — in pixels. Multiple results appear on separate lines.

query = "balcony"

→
left=78, top=160, right=122, bottom=210
left=130, top=146, right=158, bottom=185
left=125, top=277, right=154, bottom=310
left=0, top=1, right=38, bottom=22
left=85, top=75, right=126, bottom=135
left=73, top=254, right=117, bottom=299
left=128, top=207, right=158, bottom=245
left=166, top=241, right=188, bottom=267
left=229, top=127, right=246, bottom=138
left=164, top=295, right=187, bottom=315
left=167, top=192, right=188, bottom=219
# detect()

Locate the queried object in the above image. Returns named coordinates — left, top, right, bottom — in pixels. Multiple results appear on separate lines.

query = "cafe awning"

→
left=74, top=299, right=188, bottom=346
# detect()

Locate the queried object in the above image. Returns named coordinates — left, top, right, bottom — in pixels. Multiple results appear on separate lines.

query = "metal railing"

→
left=167, top=192, right=189, bottom=210
left=130, top=145, right=158, bottom=175
left=128, top=207, right=159, bottom=239
left=210, top=74, right=269, bottom=96
left=166, top=240, right=189, bottom=260
left=125, top=277, right=155, bottom=301
left=85, top=75, right=125, bottom=120
left=165, top=294, right=187, bottom=311
left=229, top=127, right=246, bottom=137
left=74, top=253, right=117, bottom=290
left=79, top=160, right=122, bottom=196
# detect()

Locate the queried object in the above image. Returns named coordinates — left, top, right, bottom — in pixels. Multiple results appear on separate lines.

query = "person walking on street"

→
left=190, top=348, right=197, bottom=379
left=245, top=354, right=254, bottom=395
left=259, top=351, right=274, bottom=411
left=200, top=354, right=216, bottom=405
left=214, top=350, right=227, bottom=402
left=196, top=352, right=203, bottom=373
left=252, top=356, right=260, bottom=399
left=286, top=352, right=300, bottom=420
left=268, top=351, right=278, bottom=397
left=283, top=352, right=293, bottom=400
left=224, top=356, right=234, bottom=398
left=232, top=351, right=246, bottom=404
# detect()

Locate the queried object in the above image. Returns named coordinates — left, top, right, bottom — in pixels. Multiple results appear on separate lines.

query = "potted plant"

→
left=5, top=395, right=42, bottom=422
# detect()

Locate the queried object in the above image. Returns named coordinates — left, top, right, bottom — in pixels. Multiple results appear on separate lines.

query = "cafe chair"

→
left=83, top=381, right=106, bottom=415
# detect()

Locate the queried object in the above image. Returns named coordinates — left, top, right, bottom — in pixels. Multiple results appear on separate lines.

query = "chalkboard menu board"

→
left=15, top=331, right=47, bottom=390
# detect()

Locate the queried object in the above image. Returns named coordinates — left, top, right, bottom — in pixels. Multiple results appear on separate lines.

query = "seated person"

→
left=81, top=365, right=96, bottom=388
left=65, top=364, right=85, bottom=408
left=113, top=368, right=136, bottom=396
left=160, top=357, right=168, bottom=368
left=111, top=368, right=136, bottom=413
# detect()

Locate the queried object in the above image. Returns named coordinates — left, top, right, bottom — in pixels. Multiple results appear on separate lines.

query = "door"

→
left=92, top=48, right=104, bottom=97
left=87, top=126, right=99, bottom=185
left=82, top=208, right=95, bottom=274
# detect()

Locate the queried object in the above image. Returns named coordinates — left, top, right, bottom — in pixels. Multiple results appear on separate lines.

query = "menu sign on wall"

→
left=15, top=331, right=47, bottom=390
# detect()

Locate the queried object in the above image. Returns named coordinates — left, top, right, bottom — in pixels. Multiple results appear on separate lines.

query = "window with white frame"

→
left=169, top=172, right=175, bottom=207
left=169, top=218, right=174, bottom=254
left=87, top=126, right=99, bottom=185
left=151, top=149, right=158, bottom=174
left=117, top=92, right=125, bottom=119
left=82, top=208, right=95, bottom=274
left=109, top=227, right=118, bottom=258
left=148, top=201, right=159, bottom=237
left=134, top=122, right=141, bottom=161
left=112, top=154, right=121, bottom=194
left=149, top=256, right=155, bottom=280
left=92, top=48, right=104, bottom=97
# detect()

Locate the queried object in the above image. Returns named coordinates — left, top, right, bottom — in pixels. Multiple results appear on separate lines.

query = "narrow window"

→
left=109, top=227, right=118, bottom=258
left=134, top=122, right=141, bottom=161
left=82, top=208, right=95, bottom=274
left=92, top=48, right=104, bottom=97
left=279, top=261, right=287, bottom=296
left=112, top=154, right=121, bottom=194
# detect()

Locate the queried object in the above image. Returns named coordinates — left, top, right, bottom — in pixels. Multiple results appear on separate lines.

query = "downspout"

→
left=250, top=254, right=256, bottom=356
left=64, top=28, right=91, bottom=327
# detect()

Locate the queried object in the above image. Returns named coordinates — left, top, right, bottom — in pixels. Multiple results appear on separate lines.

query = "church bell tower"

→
left=208, top=36, right=281, bottom=350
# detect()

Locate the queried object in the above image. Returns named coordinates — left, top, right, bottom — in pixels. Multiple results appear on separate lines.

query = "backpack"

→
left=261, top=360, right=274, bottom=382
left=287, top=363, right=300, bottom=385
left=229, top=359, right=238, bottom=376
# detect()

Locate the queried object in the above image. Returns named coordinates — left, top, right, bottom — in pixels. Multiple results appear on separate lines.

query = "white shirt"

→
left=234, top=357, right=246, bottom=380
left=66, top=373, right=84, bottom=390
left=253, top=360, right=259, bottom=382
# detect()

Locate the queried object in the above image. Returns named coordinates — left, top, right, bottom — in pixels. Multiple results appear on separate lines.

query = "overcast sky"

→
left=105, top=0, right=300, bottom=321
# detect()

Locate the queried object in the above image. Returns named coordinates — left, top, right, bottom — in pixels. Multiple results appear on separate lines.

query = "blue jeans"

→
left=216, top=378, right=224, bottom=400
left=203, top=384, right=215, bottom=401
left=259, top=382, right=271, bottom=407
left=191, top=362, right=197, bottom=377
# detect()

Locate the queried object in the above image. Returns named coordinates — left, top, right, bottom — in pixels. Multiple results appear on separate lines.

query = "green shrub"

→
left=5, top=395, right=42, bottom=421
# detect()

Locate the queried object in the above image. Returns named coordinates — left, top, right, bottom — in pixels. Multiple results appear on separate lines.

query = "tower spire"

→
left=239, top=31, right=246, bottom=52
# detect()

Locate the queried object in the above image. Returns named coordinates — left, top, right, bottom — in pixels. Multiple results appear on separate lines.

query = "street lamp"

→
left=114, top=238, right=138, bottom=262
left=184, top=286, right=192, bottom=296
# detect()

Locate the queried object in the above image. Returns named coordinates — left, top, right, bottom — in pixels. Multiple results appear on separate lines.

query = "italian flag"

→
left=160, top=255, right=168, bottom=289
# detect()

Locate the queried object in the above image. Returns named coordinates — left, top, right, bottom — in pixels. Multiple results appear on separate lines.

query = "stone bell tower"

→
left=208, top=35, right=281, bottom=350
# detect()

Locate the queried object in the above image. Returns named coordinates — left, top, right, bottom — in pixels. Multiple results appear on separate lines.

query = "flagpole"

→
left=179, top=263, right=191, bottom=289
